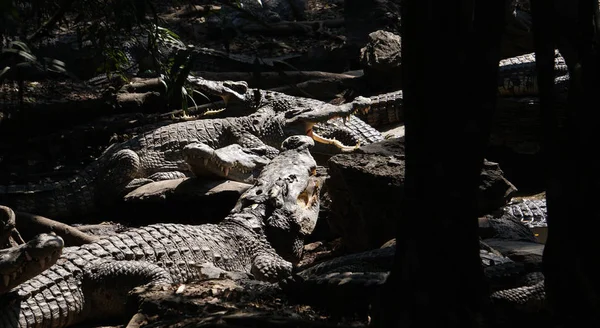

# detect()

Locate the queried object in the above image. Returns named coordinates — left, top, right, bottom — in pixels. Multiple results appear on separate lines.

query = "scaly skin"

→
left=501, top=198, right=547, bottom=228
left=497, top=50, right=569, bottom=97
left=280, top=244, right=545, bottom=315
left=0, top=135, right=323, bottom=328
left=354, top=90, right=403, bottom=128
left=188, top=77, right=384, bottom=148
left=0, top=83, right=368, bottom=219
left=348, top=51, right=570, bottom=129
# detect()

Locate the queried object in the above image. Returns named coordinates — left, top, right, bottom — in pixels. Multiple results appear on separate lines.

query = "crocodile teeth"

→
left=39, top=257, right=45, bottom=269
left=223, top=167, right=230, bottom=177
left=24, top=251, right=32, bottom=261
left=203, top=158, right=208, bottom=166
left=309, top=130, right=360, bottom=152
left=3, top=275, right=9, bottom=287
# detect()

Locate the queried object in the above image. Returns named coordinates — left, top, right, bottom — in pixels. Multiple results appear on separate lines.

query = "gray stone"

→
left=360, top=30, right=402, bottom=91
left=326, top=137, right=517, bottom=251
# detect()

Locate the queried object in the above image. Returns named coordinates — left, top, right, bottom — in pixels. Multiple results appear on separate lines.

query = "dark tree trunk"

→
left=532, top=0, right=600, bottom=324
left=370, top=0, right=506, bottom=327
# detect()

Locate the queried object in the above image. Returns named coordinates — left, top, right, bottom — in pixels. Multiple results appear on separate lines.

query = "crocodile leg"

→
left=82, top=260, right=174, bottom=322
left=251, top=251, right=294, bottom=283
left=100, top=149, right=188, bottom=194
left=97, top=149, right=146, bottom=194
left=490, top=280, right=546, bottom=312
left=145, top=171, right=189, bottom=181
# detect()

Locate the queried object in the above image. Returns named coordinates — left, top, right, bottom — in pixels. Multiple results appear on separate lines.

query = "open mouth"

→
left=305, top=124, right=360, bottom=152
left=188, top=155, right=258, bottom=178
left=296, top=175, right=321, bottom=209
left=304, top=110, right=370, bottom=152
left=290, top=97, right=372, bottom=152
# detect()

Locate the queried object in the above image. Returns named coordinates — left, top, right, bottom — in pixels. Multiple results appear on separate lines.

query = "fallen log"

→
left=14, top=211, right=99, bottom=246
left=194, top=70, right=359, bottom=90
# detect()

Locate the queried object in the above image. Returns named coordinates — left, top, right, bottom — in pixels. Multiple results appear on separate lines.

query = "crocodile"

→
left=0, top=81, right=370, bottom=219
left=345, top=50, right=571, bottom=129
left=0, top=141, right=270, bottom=293
left=279, top=242, right=546, bottom=317
left=0, top=135, right=324, bottom=328
left=497, top=50, right=570, bottom=97
left=187, top=77, right=385, bottom=148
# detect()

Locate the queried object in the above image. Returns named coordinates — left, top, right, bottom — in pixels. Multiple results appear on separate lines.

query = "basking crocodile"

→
left=0, top=82, right=369, bottom=219
left=281, top=242, right=545, bottom=316
left=187, top=77, right=384, bottom=148
left=0, top=135, right=323, bottom=328
left=348, top=50, right=570, bottom=129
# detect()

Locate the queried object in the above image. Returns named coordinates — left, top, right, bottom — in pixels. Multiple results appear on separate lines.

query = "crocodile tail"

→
left=0, top=163, right=98, bottom=219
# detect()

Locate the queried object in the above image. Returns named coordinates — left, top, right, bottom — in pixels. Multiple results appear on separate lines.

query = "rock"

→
left=326, top=137, right=518, bottom=251
left=478, top=215, right=538, bottom=243
left=214, top=0, right=307, bottom=29
left=501, top=0, right=534, bottom=58
left=360, top=30, right=402, bottom=91
left=119, top=178, right=251, bottom=225
left=482, top=238, right=544, bottom=258
left=344, top=0, right=401, bottom=58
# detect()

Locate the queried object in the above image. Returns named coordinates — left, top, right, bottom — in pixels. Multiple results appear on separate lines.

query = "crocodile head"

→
left=0, top=206, right=16, bottom=247
left=183, top=143, right=272, bottom=183
left=260, top=96, right=372, bottom=152
left=0, top=233, right=64, bottom=293
left=231, top=135, right=323, bottom=264
left=188, top=77, right=250, bottom=106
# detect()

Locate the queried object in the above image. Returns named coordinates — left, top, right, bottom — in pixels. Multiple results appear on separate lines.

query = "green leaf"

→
left=0, top=66, right=11, bottom=80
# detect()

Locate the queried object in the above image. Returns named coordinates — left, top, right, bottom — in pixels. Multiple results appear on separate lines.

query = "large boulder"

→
left=325, top=137, right=517, bottom=251
left=344, top=0, right=401, bottom=64
left=360, top=30, right=402, bottom=92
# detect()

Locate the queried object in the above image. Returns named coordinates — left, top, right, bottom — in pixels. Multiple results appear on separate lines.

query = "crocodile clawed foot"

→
left=184, top=143, right=270, bottom=183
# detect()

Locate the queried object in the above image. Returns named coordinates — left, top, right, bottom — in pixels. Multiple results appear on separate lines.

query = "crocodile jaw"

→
left=305, top=123, right=360, bottom=152
left=0, top=233, right=64, bottom=293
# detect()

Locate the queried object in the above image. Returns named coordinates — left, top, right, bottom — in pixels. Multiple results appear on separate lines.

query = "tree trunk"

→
left=370, top=0, right=506, bottom=326
left=532, top=0, right=600, bottom=324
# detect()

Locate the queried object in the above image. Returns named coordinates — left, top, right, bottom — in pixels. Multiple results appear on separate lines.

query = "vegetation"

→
left=0, top=0, right=260, bottom=116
